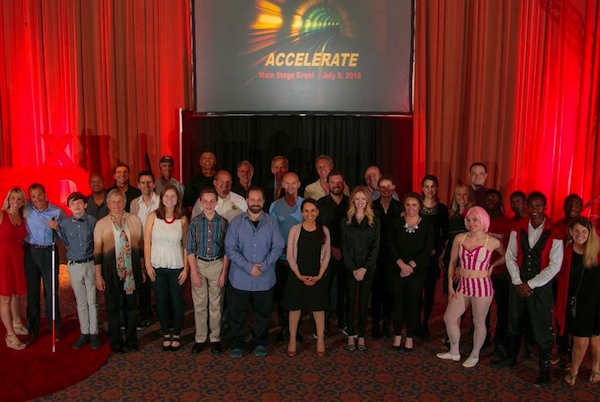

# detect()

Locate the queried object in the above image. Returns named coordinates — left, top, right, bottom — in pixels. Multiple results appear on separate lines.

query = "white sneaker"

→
left=462, top=355, right=479, bottom=368
left=436, top=352, right=461, bottom=361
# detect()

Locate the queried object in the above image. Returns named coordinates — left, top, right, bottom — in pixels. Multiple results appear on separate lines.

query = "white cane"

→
left=51, top=242, right=56, bottom=353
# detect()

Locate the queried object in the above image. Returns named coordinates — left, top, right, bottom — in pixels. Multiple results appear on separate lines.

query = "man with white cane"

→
left=24, top=184, right=66, bottom=345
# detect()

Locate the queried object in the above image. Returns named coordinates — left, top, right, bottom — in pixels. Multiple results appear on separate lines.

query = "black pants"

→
left=105, top=283, right=138, bottom=351
left=227, top=284, right=274, bottom=348
left=152, top=268, right=185, bottom=335
left=491, top=275, right=510, bottom=347
left=371, top=261, right=391, bottom=330
left=274, top=260, right=290, bottom=331
left=138, top=277, right=152, bottom=322
left=25, top=244, right=61, bottom=334
left=389, top=274, right=426, bottom=338
left=507, top=282, right=554, bottom=350
left=346, top=269, right=375, bottom=337
left=328, top=258, right=347, bottom=328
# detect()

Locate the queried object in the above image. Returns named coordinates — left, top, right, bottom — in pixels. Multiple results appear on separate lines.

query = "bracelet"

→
left=95, top=277, right=102, bottom=280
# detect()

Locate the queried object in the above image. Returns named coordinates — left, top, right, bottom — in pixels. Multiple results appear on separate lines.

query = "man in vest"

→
left=490, top=191, right=564, bottom=387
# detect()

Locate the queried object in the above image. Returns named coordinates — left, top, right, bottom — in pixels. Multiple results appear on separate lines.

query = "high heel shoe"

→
left=392, top=335, right=403, bottom=351
left=170, top=335, right=181, bottom=351
left=316, top=336, right=325, bottom=356
left=589, top=370, right=600, bottom=383
left=357, top=337, right=367, bottom=352
left=287, top=349, right=297, bottom=357
left=5, top=334, right=26, bottom=350
left=346, top=336, right=357, bottom=352
left=162, top=334, right=172, bottom=351
left=404, top=337, right=414, bottom=352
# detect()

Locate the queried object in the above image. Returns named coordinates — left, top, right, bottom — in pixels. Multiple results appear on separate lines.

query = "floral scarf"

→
left=111, top=214, right=135, bottom=295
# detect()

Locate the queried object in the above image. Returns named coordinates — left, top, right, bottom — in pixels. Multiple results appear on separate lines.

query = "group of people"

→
left=1, top=154, right=599, bottom=389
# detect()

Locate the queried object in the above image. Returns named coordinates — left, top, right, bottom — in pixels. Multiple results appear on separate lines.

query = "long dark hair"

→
left=302, top=198, right=326, bottom=244
left=156, top=184, right=184, bottom=220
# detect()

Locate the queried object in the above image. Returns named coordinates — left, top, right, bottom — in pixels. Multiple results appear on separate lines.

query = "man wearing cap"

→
left=156, top=155, right=184, bottom=196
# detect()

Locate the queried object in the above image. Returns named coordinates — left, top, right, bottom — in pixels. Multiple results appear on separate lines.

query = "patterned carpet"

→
left=29, top=269, right=600, bottom=401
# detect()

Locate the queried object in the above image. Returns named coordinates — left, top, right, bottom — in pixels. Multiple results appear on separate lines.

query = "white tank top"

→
left=151, top=218, right=184, bottom=269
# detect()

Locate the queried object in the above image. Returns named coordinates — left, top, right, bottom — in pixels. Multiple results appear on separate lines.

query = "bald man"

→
left=269, top=172, right=303, bottom=342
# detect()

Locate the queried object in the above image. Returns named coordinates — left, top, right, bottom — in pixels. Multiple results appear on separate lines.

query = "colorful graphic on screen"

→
left=194, top=0, right=413, bottom=113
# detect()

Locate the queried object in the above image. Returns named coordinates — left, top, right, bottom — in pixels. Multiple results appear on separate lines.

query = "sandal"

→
left=564, top=372, right=577, bottom=386
left=589, top=370, right=600, bottom=383
left=162, top=335, right=172, bottom=351
left=13, top=323, right=28, bottom=335
left=170, top=335, right=181, bottom=351
left=5, top=334, right=26, bottom=350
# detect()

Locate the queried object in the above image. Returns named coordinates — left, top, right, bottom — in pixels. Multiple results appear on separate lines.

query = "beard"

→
left=248, top=205, right=263, bottom=214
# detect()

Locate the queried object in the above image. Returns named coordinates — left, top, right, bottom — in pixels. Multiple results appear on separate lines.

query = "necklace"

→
left=165, top=216, right=176, bottom=224
left=404, top=217, right=421, bottom=234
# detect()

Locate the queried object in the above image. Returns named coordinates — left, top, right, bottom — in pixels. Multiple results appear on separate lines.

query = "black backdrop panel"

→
left=193, top=0, right=413, bottom=113
left=181, top=113, right=413, bottom=195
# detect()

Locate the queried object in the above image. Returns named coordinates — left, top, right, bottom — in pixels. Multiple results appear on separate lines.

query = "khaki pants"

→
left=192, top=258, right=224, bottom=343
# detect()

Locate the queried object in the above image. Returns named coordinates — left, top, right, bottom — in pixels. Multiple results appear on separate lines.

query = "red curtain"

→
left=0, top=0, right=192, bottom=189
left=415, top=0, right=600, bottom=220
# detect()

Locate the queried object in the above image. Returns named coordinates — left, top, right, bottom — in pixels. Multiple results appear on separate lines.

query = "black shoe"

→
left=534, top=373, right=552, bottom=387
left=490, top=357, right=517, bottom=368
left=112, top=347, right=125, bottom=355
left=25, top=332, right=39, bottom=346
left=136, top=319, right=151, bottom=331
left=90, top=334, right=101, bottom=350
left=191, top=342, right=206, bottom=353
left=73, top=334, right=90, bottom=350
left=493, top=344, right=507, bottom=359
left=211, top=342, right=222, bottom=355
left=128, top=345, right=139, bottom=352
left=55, top=328, right=66, bottom=342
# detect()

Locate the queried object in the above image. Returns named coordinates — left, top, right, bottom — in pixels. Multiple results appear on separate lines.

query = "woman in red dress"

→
left=0, top=187, right=28, bottom=350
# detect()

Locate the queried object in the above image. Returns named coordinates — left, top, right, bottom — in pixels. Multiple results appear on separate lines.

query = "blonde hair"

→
left=2, top=187, right=26, bottom=217
left=568, top=217, right=599, bottom=268
left=449, top=182, right=475, bottom=219
left=346, top=185, right=375, bottom=226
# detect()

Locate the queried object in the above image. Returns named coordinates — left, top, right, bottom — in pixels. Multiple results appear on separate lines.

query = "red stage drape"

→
left=0, top=0, right=192, bottom=191
left=415, top=0, right=600, bottom=220
left=1, top=0, right=598, bottom=220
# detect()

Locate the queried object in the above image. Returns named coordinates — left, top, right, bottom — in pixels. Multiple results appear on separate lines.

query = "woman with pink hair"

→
left=437, top=206, right=505, bottom=368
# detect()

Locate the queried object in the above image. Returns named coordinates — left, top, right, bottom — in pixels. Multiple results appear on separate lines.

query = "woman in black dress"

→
left=283, top=199, right=331, bottom=356
left=388, top=192, right=434, bottom=352
left=341, top=186, right=380, bottom=352
left=555, top=217, right=600, bottom=386
left=419, top=175, right=449, bottom=337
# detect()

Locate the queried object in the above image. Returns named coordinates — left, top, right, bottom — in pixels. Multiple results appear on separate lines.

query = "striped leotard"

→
left=456, top=234, right=494, bottom=297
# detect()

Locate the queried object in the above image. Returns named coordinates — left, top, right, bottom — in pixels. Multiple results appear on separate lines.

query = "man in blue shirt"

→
left=269, top=172, right=303, bottom=342
left=225, top=186, right=284, bottom=358
left=24, top=183, right=66, bottom=344
left=59, top=192, right=100, bottom=350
